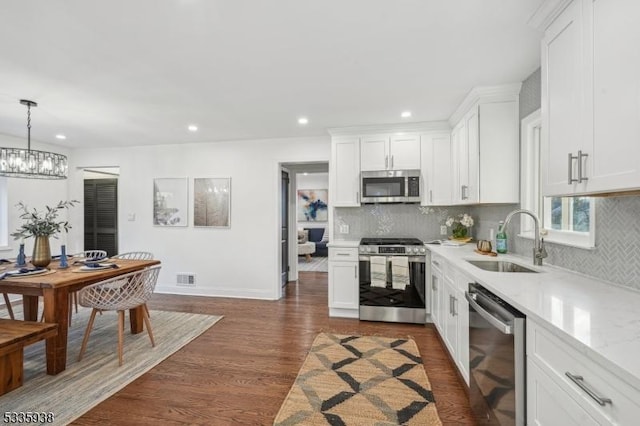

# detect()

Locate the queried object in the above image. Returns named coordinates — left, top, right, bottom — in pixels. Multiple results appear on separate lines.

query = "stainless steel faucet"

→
left=502, top=209, right=548, bottom=266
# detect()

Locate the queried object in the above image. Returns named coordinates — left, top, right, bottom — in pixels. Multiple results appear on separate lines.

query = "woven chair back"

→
left=81, top=250, right=108, bottom=260
left=78, top=265, right=161, bottom=312
left=111, top=251, right=154, bottom=260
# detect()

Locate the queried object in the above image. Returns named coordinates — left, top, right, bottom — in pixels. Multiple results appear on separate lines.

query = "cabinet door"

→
left=527, top=359, right=600, bottom=426
left=588, top=0, right=640, bottom=193
left=328, top=261, right=359, bottom=310
left=463, top=108, right=479, bottom=203
left=430, top=266, right=443, bottom=333
left=389, top=134, right=420, bottom=170
left=442, top=277, right=458, bottom=357
left=360, top=135, right=389, bottom=171
left=541, top=0, right=589, bottom=196
left=455, top=287, right=469, bottom=386
left=450, top=121, right=465, bottom=204
left=331, top=137, right=360, bottom=206
left=421, top=133, right=451, bottom=205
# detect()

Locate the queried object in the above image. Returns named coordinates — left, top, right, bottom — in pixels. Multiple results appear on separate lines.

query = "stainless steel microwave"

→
left=360, top=170, right=421, bottom=203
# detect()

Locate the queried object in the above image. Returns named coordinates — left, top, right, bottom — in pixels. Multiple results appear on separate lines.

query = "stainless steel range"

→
left=358, top=238, right=427, bottom=324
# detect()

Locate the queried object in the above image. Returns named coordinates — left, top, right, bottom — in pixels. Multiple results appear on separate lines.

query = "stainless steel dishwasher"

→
left=465, top=282, right=525, bottom=426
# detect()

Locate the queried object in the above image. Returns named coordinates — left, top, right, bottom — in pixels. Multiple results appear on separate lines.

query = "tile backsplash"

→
left=512, top=195, right=640, bottom=292
left=334, top=196, right=640, bottom=292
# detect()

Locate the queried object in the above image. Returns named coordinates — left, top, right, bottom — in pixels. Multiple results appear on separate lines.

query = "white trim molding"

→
left=528, top=0, right=575, bottom=32
left=448, top=83, right=523, bottom=126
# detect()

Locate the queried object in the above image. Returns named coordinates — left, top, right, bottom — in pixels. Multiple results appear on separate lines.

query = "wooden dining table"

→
left=0, top=258, right=160, bottom=375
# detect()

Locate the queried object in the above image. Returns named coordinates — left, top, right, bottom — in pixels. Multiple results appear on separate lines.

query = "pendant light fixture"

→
left=0, top=99, right=68, bottom=179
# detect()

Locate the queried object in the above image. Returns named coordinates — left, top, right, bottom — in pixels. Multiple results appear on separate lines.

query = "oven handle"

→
left=359, top=256, right=426, bottom=262
left=465, top=291, right=512, bottom=334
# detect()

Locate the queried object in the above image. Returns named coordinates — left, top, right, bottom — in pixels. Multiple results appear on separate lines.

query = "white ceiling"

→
left=0, top=0, right=544, bottom=149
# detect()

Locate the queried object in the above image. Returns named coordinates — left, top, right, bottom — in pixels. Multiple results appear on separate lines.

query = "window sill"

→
left=0, top=245, right=12, bottom=252
left=518, top=230, right=595, bottom=250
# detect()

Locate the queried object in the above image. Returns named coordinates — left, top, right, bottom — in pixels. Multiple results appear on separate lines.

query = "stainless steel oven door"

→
left=359, top=255, right=426, bottom=308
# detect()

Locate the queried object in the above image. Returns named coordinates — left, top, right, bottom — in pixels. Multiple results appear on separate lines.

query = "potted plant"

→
left=11, top=200, right=78, bottom=267
left=445, top=213, right=474, bottom=240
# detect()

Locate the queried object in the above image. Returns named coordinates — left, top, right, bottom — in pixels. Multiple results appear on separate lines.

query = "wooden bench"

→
left=0, top=319, right=58, bottom=395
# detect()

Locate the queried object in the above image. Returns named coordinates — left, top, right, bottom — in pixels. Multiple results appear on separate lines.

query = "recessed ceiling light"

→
left=188, top=125, right=198, bottom=132
left=401, top=111, right=412, bottom=118
left=55, top=134, right=67, bottom=140
left=298, top=117, right=309, bottom=125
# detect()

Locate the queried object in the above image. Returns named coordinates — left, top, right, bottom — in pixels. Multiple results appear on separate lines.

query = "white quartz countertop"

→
left=426, top=244, right=640, bottom=392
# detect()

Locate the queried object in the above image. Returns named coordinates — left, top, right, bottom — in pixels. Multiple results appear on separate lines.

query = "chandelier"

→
left=0, top=99, right=68, bottom=179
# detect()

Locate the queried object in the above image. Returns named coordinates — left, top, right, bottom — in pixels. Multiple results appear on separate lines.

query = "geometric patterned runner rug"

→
left=274, top=333, right=442, bottom=425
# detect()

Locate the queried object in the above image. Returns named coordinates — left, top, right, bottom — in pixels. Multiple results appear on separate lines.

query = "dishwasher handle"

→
left=465, top=291, right=512, bottom=335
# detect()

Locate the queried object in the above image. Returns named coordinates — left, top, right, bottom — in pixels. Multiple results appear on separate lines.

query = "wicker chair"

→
left=77, top=265, right=161, bottom=366
left=66, top=250, right=108, bottom=320
left=110, top=252, right=154, bottom=261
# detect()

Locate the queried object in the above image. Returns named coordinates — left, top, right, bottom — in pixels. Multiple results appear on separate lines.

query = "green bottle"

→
left=496, top=221, right=507, bottom=254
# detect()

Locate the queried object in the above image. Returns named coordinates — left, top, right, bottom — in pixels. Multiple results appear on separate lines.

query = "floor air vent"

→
left=176, top=273, right=196, bottom=287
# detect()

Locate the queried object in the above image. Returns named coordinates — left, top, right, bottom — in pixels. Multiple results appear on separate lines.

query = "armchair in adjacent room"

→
left=304, top=227, right=328, bottom=257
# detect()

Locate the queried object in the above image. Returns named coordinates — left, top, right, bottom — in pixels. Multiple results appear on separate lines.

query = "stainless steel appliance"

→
left=466, top=283, right=525, bottom=426
left=360, top=169, right=421, bottom=204
left=358, top=238, right=426, bottom=324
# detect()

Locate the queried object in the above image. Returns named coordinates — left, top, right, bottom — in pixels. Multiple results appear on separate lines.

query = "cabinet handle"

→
left=578, top=151, right=588, bottom=182
left=336, top=253, right=350, bottom=256
left=391, top=155, right=394, bottom=169
left=356, top=191, right=359, bottom=202
left=449, top=295, right=454, bottom=314
left=565, top=372, right=612, bottom=406
left=354, top=265, right=357, bottom=279
left=432, top=277, right=437, bottom=291
left=429, top=190, right=433, bottom=203
left=385, top=155, right=389, bottom=169
left=568, top=153, right=578, bottom=184
left=452, top=296, right=457, bottom=316
left=461, top=185, right=468, bottom=200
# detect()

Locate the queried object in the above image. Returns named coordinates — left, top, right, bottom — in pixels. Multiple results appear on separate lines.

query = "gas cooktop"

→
left=360, top=238, right=424, bottom=246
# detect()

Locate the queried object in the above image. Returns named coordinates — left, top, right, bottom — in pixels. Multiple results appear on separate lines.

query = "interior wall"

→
left=67, top=136, right=330, bottom=300
left=296, top=172, right=328, bottom=231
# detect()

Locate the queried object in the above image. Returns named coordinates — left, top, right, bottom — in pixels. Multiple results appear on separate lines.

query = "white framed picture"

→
left=193, top=177, right=231, bottom=228
left=153, top=178, right=188, bottom=227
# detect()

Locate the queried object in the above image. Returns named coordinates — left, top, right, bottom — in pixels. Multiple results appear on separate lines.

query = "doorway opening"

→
left=83, top=167, right=120, bottom=257
left=280, top=162, right=329, bottom=298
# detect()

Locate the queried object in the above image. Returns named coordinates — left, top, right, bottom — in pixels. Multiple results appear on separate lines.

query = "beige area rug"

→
left=274, top=333, right=442, bottom=425
left=0, top=306, right=222, bottom=425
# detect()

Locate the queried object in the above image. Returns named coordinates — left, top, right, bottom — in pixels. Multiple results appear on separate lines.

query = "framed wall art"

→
left=297, top=189, right=328, bottom=222
left=194, top=177, right=231, bottom=228
left=153, top=177, right=188, bottom=226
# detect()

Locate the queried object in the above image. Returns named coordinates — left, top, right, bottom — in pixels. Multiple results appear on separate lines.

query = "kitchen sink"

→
left=466, top=260, right=538, bottom=273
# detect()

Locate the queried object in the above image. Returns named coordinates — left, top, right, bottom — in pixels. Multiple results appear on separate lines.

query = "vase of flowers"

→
left=11, top=200, right=78, bottom=267
left=445, top=213, right=474, bottom=240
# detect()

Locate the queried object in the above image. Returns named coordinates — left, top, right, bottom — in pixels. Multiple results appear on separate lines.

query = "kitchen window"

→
left=520, top=110, right=595, bottom=248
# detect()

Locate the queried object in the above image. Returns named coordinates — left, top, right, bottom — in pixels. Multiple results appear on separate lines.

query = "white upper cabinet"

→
left=448, top=85, right=520, bottom=205
left=539, top=0, right=640, bottom=196
left=360, top=133, right=420, bottom=171
left=330, top=136, right=360, bottom=207
left=420, top=132, right=452, bottom=205
left=589, top=0, right=640, bottom=193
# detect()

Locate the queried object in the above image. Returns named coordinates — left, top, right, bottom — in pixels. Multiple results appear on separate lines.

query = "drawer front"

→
left=329, top=247, right=358, bottom=262
left=431, top=254, right=448, bottom=277
left=527, top=321, right=640, bottom=424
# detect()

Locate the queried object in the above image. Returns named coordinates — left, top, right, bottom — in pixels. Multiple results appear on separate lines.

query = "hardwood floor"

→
left=74, top=272, right=475, bottom=425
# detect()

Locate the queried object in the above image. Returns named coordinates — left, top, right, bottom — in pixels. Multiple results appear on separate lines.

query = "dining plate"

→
left=6, top=268, right=50, bottom=277
left=77, top=263, right=117, bottom=272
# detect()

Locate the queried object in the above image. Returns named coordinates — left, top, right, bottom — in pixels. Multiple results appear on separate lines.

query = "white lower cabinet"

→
left=429, top=252, right=469, bottom=386
left=527, top=320, right=640, bottom=425
left=328, top=246, right=359, bottom=318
